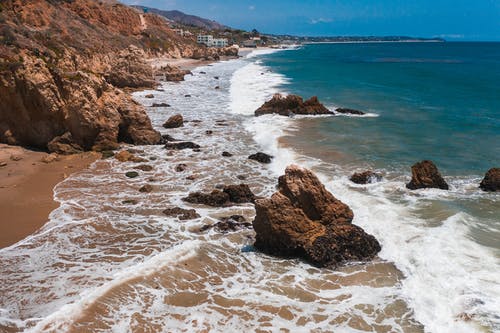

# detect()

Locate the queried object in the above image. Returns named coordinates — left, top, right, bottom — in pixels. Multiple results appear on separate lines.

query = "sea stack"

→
left=253, top=165, right=381, bottom=267
left=479, top=168, right=500, bottom=192
left=406, top=160, right=449, bottom=190
left=254, top=93, right=333, bottom=117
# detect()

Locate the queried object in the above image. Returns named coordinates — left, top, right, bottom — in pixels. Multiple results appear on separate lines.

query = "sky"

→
left=122, top=0, right=500, bottom=41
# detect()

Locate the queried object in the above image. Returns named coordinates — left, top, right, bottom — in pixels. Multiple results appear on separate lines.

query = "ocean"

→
left=0, top=43, right=499, bottom=333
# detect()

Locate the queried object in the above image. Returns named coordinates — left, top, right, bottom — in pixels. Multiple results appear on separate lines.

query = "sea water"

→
left=0, top=44, right=498, bottom=333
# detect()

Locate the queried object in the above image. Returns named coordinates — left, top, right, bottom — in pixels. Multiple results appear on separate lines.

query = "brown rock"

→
left=248, top=152, right=273, bottom=164
left=151, top=103, right=170, bottom=108
left=134, top=164, right=154, bottom=172
left=183, top=190, right=230, bottom=207
left=145, top=94, right=154, bottom=99
left=200, top=215, right=252, bottom=233
left=41, top=153, right=59, bottom=164
left=253, top=165, right=381, bottom=267
left=335, top=108, right=365, bottom=115
left=406, top=160, right=449, bottom=190
left=104, top=46, right=155, bottom=89
left=175, top=163, right=187, bottom=172
left=163, top=114, right=184, bottom=129
left=139, top=184, right=154, bottom=193
left=350, top=171, right=382, bottom=184
left=47, top=132, right=84, bottom=155
left=223, top=184, right=256, bottom=203
left=114, top=151, right=147, bottom=163
left=205, top=130, right=213, bottom=135
left=222, top=151, right=232, bottom=157
left=255, top=94, right=333, bottom=117
left=163, top=207, right=200, bottom=220
left=479, top=168, right=500, bottom=192
left=164, top=142, right=200, bottom=150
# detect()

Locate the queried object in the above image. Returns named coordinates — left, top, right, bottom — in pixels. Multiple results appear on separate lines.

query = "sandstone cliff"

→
left=0, top=0, right=237, bottom=152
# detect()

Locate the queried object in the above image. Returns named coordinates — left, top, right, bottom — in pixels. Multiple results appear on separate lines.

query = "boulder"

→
left=222, top=151, right=232, bottom=157
left=253, top=165, right=381, bottom=267
left=335, top=108, right=365, bottom=115
left=183, top=190, right=230, bottom=207
left=164, top=142, right=200, bottom=150
left=255, top=94, right=333, bottom=117
left=175, top=163, right=187, bottom=172
left=104, top=46, right=156, bottom=89
left=114, top=150, right=147, bottom=163
left=157, top=65, right=192, bottom=82
left=223, top=184, right=256, bottom=203
left=139, top=184, right=154, bottom=193
left=163, top=114, right=184, bottom=129
left=248, top=152, right=273, bottom=164
left=125, top=171, right=139, bottom=178
left=350, top=171, right=382, bottom=184
left=406, top=160, right=449, bottom=190
left=47, top=132, right=84, bottom=155
left=163, top=207, right=200, bottom=220
left=134, top=164, right=153, bottom=172
left=200, top=215, right=252, bottom=233
left=479, top=168, right=500, bottom=192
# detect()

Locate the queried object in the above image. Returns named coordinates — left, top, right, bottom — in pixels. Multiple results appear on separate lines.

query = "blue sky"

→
left=122, top=0, right=500, bottom=41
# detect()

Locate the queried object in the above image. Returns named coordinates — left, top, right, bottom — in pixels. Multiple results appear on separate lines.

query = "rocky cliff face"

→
left=0, top=0, right=237, bottom=152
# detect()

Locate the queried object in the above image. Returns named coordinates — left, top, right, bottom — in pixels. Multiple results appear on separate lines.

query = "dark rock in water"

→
left=222, top=151, right=232, bottom=157
left=255, top=93, right=333, bottom=117
left=186, top=174, right=198, bottom=180
left=200, top=215, right=252, bottom=233
left=101, top=150, right=115, bottom=159
left=164, top=142, right=200, bottom=150
left=151, top=103, right=170, bottom=107
left=248, top=152, right=273, bottom=164
left=163, top=207, right=200, bottom=220
left=159, top=134, right=179, bottom=144
left=199, top=71, right=206, bottom=74
left=189, top=120, right=203, bottom=123
left=139, top=184, right=153, bottom=193
left=184, top=94, right=191, bottom=98
left=175, top=163, right=187, bottom=172
left=479, top=168, right=500, bottom=192
left=214, top=76, right=219, bottom=80
left=223, top=184, right=256, bottom=203
left=122, top=199, right=139, bottom=205
left=149, top=156, right=157, bottom=161
left=193, top=148, right=201, bottom=152
left=156, top=89, right=165, bottom=92
left=183, top=190, right=230, bottom=207
left=237, top=175, right=247, bottom=180
left=215, top=86, right=220, bottom=90
left=163, top=114, right=183, bottom=129
left=206, top=130, right=213, bottom=135
left=406, top=160, right=449, bottom=190
left=253, top=165, right=381, bottom=268
left=134, top=164, right=153, bottom=172
left=145, top=94, right=154, bottom=99
left=335, top=108, right=365, bottom=115
left=125, top=171, right=139, bottom=178
left=350, top=171, right=382, bottom=184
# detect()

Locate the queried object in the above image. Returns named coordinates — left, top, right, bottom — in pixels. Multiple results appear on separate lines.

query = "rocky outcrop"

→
left=200, top=215, right=252, bottom=233
left=104, top=46, right=155, bottom=89
left=223, top=184, right=256, bottom=203
left=479, top=168, right=500, bottom=192
left=406, top=160, right=449, bottom=190
left=163, top=207, right=200, bottom=220
left=253, top=165, right=381, bottom=267
left=255, top=94, right=333, bottom=117
left=156, top=64, right=192, bottom=82
left=335, top=108, right=365, bottom=115
left=350, top=171, right=382, bottom=184
left=248, top=152, right=273, bottom=164
left=163, top=114, right=184, bottom=128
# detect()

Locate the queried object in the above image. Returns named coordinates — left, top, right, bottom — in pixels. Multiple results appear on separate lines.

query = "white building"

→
left=197, top=35, right=228, bottom=48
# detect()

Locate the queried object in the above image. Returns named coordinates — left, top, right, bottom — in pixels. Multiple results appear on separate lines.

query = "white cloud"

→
left=248, top=5, right=255, bottom=11
left=310, top=17, right=333, bottom=24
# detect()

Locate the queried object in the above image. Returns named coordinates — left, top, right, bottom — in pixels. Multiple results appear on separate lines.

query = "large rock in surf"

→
left=350, top=171, right=382, bottom=184
left=335, top=108, right=365, bottom=115
left=479, top=168, right=500, bottom=192
left=162, top=114, right=184, bottom=128
left=253, top=165, right=381, bottom=267
left=255, top=94, right=333, bottom=117
left=406, top=160, right=449, bottom=190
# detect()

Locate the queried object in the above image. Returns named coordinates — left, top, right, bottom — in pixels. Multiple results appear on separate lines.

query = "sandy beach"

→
left=0, top=145, right=99, bottom=248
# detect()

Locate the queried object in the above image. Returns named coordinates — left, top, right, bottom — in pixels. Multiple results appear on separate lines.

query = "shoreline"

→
left=0, top=145, right=99, bottom=249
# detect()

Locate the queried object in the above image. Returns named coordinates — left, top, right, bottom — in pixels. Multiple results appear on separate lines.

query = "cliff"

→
left=0, top=0, right=236, bottom=152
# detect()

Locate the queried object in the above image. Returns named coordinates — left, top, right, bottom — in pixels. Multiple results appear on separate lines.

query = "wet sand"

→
left=0, top=144, right=99, bottom=248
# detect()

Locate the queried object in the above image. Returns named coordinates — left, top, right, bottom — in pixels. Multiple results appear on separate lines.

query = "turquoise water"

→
left=260, top=42, right=500, bottom=175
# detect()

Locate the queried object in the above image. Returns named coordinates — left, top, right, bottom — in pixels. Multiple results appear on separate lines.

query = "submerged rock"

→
left=479, top=168, right=500, bottom=192
left=134, top=164, right=153, bottom=172
left=248, top=152, right=273, bottom=164
left=200, top=215, right=252, bottom=233
left=139, top=184, right=154, bottom=193
left=114, top=150, right=147, bottom=163
left=350, top=171, right=382, bottom=184
left=163, top=114, right=184, bottom=129
left=164, top=142, right=200, bottom=150
left=125, top=171, right=139, bottom=178
left=175, top=163, right=187, bottom=172
left=255, top=94, right=333, bottom=117
left=222, top=151, right=232, bottom=157
left=151, top=103, right=170, bottom=107
left=335, top=108, right=365, bottom=115
left=253, top=165, right=381, bottom=267
left=406, top=160, right=449, bottom=190
left=183, top=190, right=230, bottom=207
left=223, top=184, right=256, bottom=203
left=163, top=207, right=200, bottom=220
left=145, top=94, right=154, bottom=99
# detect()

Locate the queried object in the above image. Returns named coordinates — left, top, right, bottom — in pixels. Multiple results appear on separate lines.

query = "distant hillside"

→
left=132, top=6, right=228, bottom=31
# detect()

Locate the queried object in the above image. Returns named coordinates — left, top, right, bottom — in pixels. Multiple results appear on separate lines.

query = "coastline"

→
left=0, top=145, right=99, bottom=248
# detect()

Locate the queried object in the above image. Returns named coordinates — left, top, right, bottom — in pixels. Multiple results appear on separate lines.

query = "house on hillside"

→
left=197, top=35, right=228, bottom=48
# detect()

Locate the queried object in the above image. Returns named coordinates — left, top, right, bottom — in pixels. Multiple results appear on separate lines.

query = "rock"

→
left=205, top=130, right=213, bottom=135
left=248, top=152, right=273, bottom=164
left=101, top=150, right=115, bottom=159
left=175, top=163, right=187, bottom=172
left=115, top=151, right=147, bottom=163
left=237, top=175, right=247, bottom=180
left=104, top=45, right=155, bottom=89
left=214, top=76, right=219, bottom=80
left=479, top=168, right=500, bottom=192
left=151, top=103, right=170, bottom=107
left=145, top=94, right=154, bottom=99
left=223, top=184, right=256, bottom=203
left=125, top=171, right=139, bottom=178
left=159, top=134, right=179, bottom=144
left=0, top=162, right=7, bottom=167
left=139, top=184, right=153, bottom=193
left=215, top=86, right=220, bottom=90
left=157, top=64, right=191, bottom=82
left=186, top=174, right=198, bottom=180
left=406, top=160, right=449, bottom=190
left=164, top=142, right=200, bottom=150
left=255, top=94, right=333, bottom=117
left=199, top=71, right=206, bottom=75
left=41, top=153, right=59, bottom=164
left=184, top=94, right=191, bottom=98
left=47, top=132, right=84, bottom=155
left=162, top=114, right=184, bottom=129
left=183, top=190, right=230, bottom=207
left=134, top=164, right=153, bottom=172
left=163, top=207, right=200, bottom=220
left=350, top=171, right=382, bottom=184
left=222, top=151, right=232, bottom=157
left=335, top=108, right=365, bottom=115
left=253, top=165, right=381, bottom=267
left=10, top=155, right=23, bottom=161
left=200, top=215, right=252, bottom=233
left=122, top=199, right=139, bottom=205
